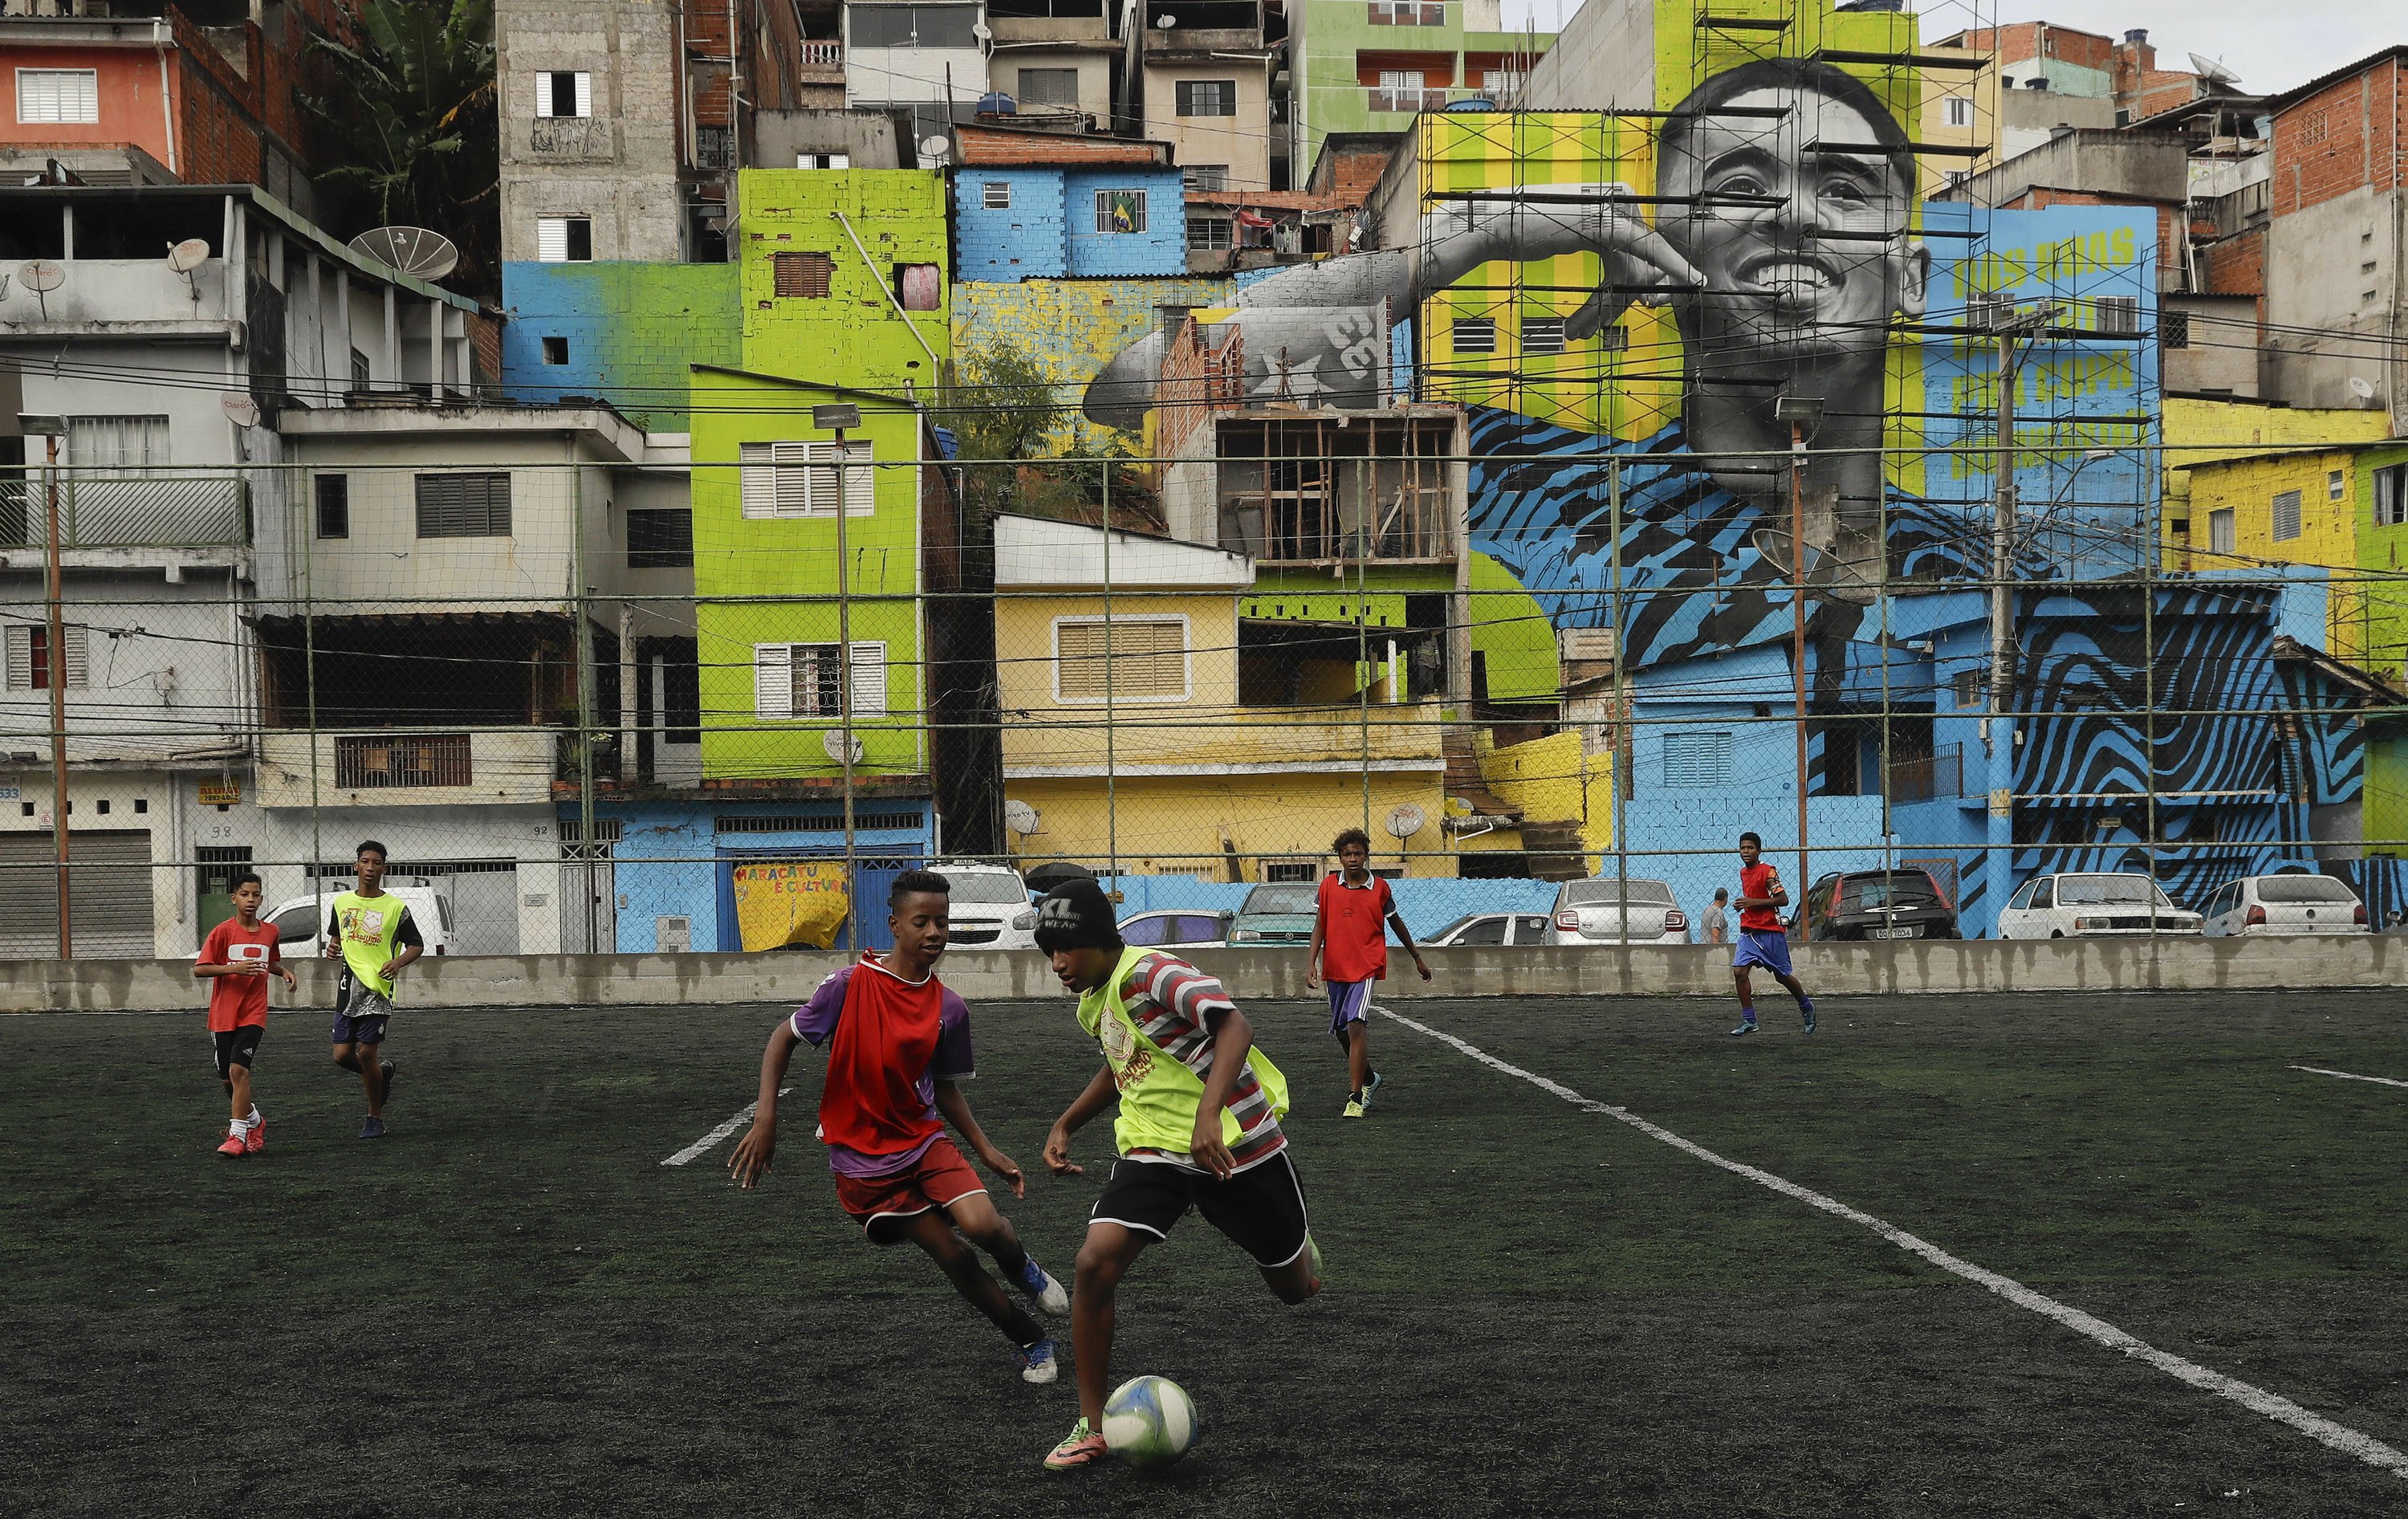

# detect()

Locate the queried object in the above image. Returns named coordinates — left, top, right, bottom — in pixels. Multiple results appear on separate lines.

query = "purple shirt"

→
left=791, top=962, right=974, bottom=1178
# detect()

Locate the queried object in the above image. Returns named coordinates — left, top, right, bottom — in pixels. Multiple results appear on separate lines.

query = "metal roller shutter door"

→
left=443, top=866, right=521, bottom=956
left=0, top=830, right=155, bottom=958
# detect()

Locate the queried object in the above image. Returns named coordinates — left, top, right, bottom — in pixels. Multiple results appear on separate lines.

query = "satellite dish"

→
left=165, top=238, right=210, bottom=274
left=1004, top=799, right=1042, bottom=836
left=348, top=226, right=460, bottom=282
left=971, top=18, right=992, bottom=40
left=18, top=259, right=63, bottom=293
left=1384, top=802, right=1426, bottom=840
left=221, top=392, right=261, bottom=428
left=918, top=134, right=951, bottom=159
left=2349, top=376, right=2377, bottom=399
left=1154, top=14, right=1174, bottom=25
left=2188, top=52, right=2241, bottom=87
left=822, top=729, right=864, bottom=766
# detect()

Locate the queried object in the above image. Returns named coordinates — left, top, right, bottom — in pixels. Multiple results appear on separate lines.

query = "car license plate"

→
left=1870, top=926, right=1922, bottom=940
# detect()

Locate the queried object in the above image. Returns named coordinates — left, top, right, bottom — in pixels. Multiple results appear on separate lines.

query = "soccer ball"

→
left=1101, top=1374, right=1198, bottom=1469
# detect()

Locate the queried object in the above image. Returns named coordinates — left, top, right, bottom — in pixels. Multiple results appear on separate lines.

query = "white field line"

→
left=2292, top=1065, right=2408, bottom=1091
left=1382, top=1008, right=2408, bottom=1480
left=662, top=1087, right=791, bottom=1167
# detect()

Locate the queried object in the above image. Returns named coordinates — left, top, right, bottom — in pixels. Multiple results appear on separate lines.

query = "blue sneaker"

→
left=1017, top=1339, right=1060, bottom=1385
left=1728, top=1019, right=1758, bottom=1037
left=1361, top=1069, right=1385, bottom=1111
left=358, top=1115, right=386, bottom=1139
left=1015, top=1255, right=1069, bottom=1316
left=1799, top=1000, right=1816, bottom=1035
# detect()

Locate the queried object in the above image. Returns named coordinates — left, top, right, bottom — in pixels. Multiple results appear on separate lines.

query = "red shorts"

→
left=833, top=1134, right=986, bottom=1237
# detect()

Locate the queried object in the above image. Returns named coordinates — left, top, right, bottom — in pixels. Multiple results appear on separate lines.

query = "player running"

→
left=1034, top=878, right=1320, bottom=1472
left=727, top=869, right=1069, bottom=1385
left=193, top=872, right=296, bottom=1157
left=1730, top=831, right=1815, bottom=1036
left=325, top=840, right=423, bottom=1138
left=1304, top=827, right=1430, bottom=1117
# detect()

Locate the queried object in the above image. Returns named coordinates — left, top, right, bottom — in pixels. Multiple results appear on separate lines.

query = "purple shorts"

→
left=1326, top=978, right=1376, bottom=1039
left=1732, top=929, right=1794, bottom=977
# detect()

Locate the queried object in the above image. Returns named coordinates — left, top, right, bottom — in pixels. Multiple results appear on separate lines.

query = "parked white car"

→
left=2199, top=873, right=2367, bottom=936
left=1994, top=873, right=2201, bottom=939
left=262, top=878, right=455, bottom=958
left=930, top=861, right=1037, bottom=949
left=1548, top=878, right=1690, bottom=945
left=1118, top=909, right=1235, bottom=949
left=1426, top=911, right=1555, bottom=947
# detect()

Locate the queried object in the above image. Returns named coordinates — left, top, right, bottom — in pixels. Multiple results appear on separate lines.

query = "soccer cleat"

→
left=358, top=1116, right=386, bottom=1140
left=244, top=1116, right=266, bottom=1155
left=1015, top=1256, right=1070, bottom=1316
left=1799, top=1000, right=1817, bottom=1036
left=1043, top=1418, right=1108, bottom=1471
left=379, top=1058, right=398, bottom=1106
left=1728, top=1020, right=1758, bottom=1037
left=1341, top=1095, right=1365, bottom=1119
left=1361, top=1070, right=1385, bottom=1110
left=1017, top=1339, right=1060, bottom=1385
left=217, top=1130, right=247, bottom=1159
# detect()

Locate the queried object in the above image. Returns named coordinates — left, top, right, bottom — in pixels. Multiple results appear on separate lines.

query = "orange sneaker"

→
left=1043, top=1418, right=1109, bottom=1472
left=216, top=1130, right=246, bottom=1158
left=244, top=1117, right=266, bottom=1155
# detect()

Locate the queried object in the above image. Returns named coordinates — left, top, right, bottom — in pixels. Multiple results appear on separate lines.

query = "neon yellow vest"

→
left=1077, top=945, right=1290, bottom=1158
left=332, top=891, right=409, bottom=999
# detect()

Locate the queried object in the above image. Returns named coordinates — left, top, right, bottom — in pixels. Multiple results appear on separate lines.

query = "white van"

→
left=2199, top=874, right=2366, bottom=936
left=262, top=878, right=456, bottom=958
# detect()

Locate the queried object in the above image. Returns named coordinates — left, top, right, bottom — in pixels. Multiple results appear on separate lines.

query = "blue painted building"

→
left=951, top=125, right=1187, bottom=282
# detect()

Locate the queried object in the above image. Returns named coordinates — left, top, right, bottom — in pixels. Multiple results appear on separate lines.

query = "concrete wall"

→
left=750, top=109, right=908, bottom=169
left=496, top=0, right=685, bottom=263
left=18, top=935, right=2408, bottom=1012
left=1515, top=0, right=1650, bottom=111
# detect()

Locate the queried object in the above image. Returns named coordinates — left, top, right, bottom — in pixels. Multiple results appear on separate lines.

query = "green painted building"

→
left=1288, top=0, right=1554, bottom=174
left=734, top=168, right=952, bottom=393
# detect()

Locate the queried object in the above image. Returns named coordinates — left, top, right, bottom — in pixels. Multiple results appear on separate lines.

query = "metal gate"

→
left=441, top=865, right=521, bottom=956
left=0, top=830, right=155, bottom=957
left=561, top=822, right=620, bottom=954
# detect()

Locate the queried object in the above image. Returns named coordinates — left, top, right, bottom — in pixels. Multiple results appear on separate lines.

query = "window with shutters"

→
left=2096, top=295, right=2140, bottom=335
left=1661, top=731, right=1734, bottom=788
left=17, top=69, right=98, bottom=125
left=753, top=641, right=887, bottom=719
left=1451, top=317, right=1496, bottom=354
left=536, top=217, right=593, bottom=263
left=2374, top=463, right=2408, bottom=527
left=627, top=508, right=694, bottom=568
left=2269, top=488, right=2302, bottom=543
left=1521, top=317, right=1566, bottom=355
left=738, top=442, right=875, bottom=518
left=982, top=181, right=1012, bottom=210
left=1052, top=617, right=1189, bottom=704
left=1094, top=189, right=1147, bottom=234
left=314, top=474, right=349, bottom=540
left=1175, top=79, right=1236, bottom=116
left=5, top=624, right=88, bottom=690
left=536, top=71, right=592, bottom=119
left=772, top=250, right=836, bottom=297
left=414, top=472, right=513, bottom=537
left=1018, top=67, right=1079, bottom=106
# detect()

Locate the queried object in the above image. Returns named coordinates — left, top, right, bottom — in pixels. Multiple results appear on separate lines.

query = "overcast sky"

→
left=1499, top=2, right=2395, bottom=98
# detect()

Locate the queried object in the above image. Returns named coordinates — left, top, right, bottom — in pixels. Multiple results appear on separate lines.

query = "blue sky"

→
left=1499, top=2, right=2393, bottom=99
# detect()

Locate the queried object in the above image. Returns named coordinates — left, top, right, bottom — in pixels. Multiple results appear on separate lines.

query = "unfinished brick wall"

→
left=2272, top=59, right=2408, bottom=218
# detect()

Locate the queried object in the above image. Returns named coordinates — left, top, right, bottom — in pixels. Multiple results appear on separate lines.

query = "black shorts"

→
left=1089, top=1150, right=1311, bottom=1269
left=212, top=1024, right=264, bottom=1079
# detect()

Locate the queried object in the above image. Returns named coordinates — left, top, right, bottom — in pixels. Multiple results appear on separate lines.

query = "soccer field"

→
left=6, top=989, right=2407, bottom=1517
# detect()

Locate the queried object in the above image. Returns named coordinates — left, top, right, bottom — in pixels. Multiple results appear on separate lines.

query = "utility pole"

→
left=21, top=416, right=70, bottom=957
left=814, top=403, right=862, bottom=945
left=1984, top=305, right=2059, bottom=933
left=1774, top=394, right=1822, bottom=936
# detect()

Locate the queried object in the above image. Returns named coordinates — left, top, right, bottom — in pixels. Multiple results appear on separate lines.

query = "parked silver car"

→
left=1547, top=878, right=1690, bottom=945
left=2199, top=873, right=2367, bottom=936
left=1425, top=911, right=1554, bottom=947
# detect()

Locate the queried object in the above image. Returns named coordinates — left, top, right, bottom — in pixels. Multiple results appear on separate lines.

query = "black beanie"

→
left=1034, top=879, right=1122, bottom=954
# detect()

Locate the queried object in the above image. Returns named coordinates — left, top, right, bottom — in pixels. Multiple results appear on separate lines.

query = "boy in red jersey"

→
left=1730, top=831, right=1815, bottom=1036
left=193, top=873, right=296, bottom=1157
left=1305, top=828, right=1430, bottom=1117
left=727, top=869, right=1068, bottom=1383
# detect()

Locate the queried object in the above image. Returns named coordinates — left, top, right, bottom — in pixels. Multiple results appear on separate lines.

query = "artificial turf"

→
left=4, top=988, right=2405, bottom=1517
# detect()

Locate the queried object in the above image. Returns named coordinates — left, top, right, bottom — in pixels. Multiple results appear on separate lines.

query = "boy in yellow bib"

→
left=1035, top=879, right=1321, bottom=1471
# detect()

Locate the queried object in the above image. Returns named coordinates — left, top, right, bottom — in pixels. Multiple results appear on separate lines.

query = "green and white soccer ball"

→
left=1101, top=1374, right=1198, bottom=1470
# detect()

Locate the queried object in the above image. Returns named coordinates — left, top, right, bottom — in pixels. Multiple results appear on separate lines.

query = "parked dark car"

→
left=1788, top=869, right=1959, bottom=942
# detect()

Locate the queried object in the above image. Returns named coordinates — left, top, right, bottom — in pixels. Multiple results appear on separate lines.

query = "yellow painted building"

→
left=2161, top=396, right=2391, bottom=571
left=992, top=514, right=1450, bottom=879
left=1452, top=731, right=1615, bottom=869
left=2183, top=448, right=2381, bottom=664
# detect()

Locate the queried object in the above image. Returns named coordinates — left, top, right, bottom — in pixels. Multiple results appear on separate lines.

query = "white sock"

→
left=230, top=1117, right=249, bottom=1134
left=246, top=1106, right=261, bottom=1125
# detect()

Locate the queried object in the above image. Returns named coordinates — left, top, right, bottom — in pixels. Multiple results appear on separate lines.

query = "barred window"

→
left=982, top=181, right=1012, bottom=210
left=1094, top=189, right=1148, bottom=234
left=2161, top=310, right=2191, bottom=349
left=334, top=735, right=472, bottom=788
left=1186, top=218, right=1234, bottom=250
left=414, top=473, right=512, bottom=538
left=1175, top=79, right=1236, bottom=116
left=754, top=641, right=887, bottom=719
left=1054, top=617, right=1187, bottom=703
left=1018, top=67, right=1079, bottom=105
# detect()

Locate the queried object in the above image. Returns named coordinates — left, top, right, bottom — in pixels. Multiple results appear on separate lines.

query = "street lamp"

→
left=17, top=412, right=69, bottom=958
left=811, top=403, right=863, bottom=945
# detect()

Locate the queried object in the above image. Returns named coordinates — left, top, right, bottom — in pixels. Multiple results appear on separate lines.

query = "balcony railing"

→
left=1887, top=743, right=1975, bottom=804
left=336, top=733, right=474, bottom=789
left=800, top=40, right=842, bottom=66
left=1367, top=87, right=1451, bottom=114
left=0, top=474, right=249, bottom=550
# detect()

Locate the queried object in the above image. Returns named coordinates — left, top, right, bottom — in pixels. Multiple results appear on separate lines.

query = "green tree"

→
left=938, top=340, right=1156, bottom=523
left=307, top=0, right=499, bottom=299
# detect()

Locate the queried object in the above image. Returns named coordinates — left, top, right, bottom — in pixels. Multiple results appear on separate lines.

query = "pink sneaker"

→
left=1043, top=1419, right=1109, bottom=1472
left=216, top=1130, right=246, bottom=1159
left=244, top=1117, right=266, bottom=1155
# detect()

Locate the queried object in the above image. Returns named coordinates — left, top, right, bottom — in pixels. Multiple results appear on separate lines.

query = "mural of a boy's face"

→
left=1656, top=83, right=1926, bottom=385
